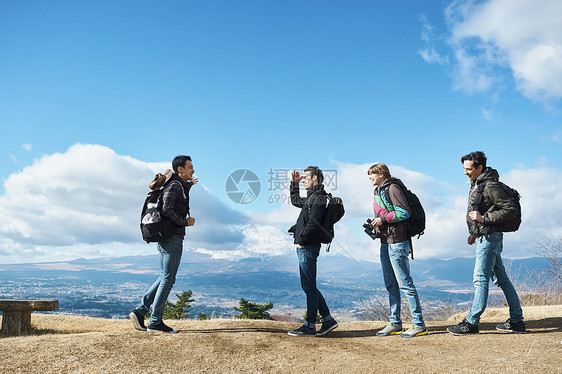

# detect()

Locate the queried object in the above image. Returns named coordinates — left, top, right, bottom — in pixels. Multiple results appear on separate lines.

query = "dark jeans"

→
left=297, top=246, right=331, bottom=327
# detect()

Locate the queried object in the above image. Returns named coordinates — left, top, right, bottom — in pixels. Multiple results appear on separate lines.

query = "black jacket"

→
left=290, top=182, right=327, bottom=247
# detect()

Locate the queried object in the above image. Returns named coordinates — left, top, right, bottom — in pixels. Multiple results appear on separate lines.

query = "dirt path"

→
left=1, top=306, right=560, bottom=373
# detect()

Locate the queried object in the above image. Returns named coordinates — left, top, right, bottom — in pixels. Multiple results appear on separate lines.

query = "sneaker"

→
left=316, top=319, right=338, bottom=337
left=287, top=325, right=316, bottom=337
left=496, top=319, right=526, bottom=334
left=147, top=321, right=178, bottom=334
left=376, top=323, right=404, bottom=336
left=447, top=319, right=479, bottom=335
left=400, top=324, right=428, bottom=338
left=129, top=310, right=146, bottom=331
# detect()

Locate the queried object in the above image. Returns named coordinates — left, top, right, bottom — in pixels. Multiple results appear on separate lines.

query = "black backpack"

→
left=140, top=180, right=183, bottom=243
left=472, top=180, right=521, bottom=232
left=308, top=192, right=345, bottom=251
left=385, top=180, right=426, bottom=258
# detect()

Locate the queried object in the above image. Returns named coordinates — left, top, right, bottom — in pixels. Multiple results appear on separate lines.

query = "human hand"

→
left=371, top=217, right=383, bottom=228
left=467, top=235, right=476, bottom=245
left=469, top=211, right=483, bottom=223
left=291, top=170, right=302, bottom=183
left=187, top=217, right=195, bottom=226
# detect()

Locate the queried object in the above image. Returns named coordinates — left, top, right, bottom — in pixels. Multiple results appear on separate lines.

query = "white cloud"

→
left=252, top=162, right=463, bottom=260
left=22, top=143, right=32, bottom=151
left=425, top=0, right=562, bottom=100
left=419, top=16, right=449, bottom=65
left=1, top=148, right=560, bottom=263
left=0, top=144, right=248, bottom=262
left=253, top=161, right=562, bottom=261
left=326, top=162, right=468, bottom=260
left=502, top=167, right=562, bottom=239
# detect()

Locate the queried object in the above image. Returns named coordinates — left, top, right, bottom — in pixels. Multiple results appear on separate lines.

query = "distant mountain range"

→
left=0, top=249, right=551, bottom=320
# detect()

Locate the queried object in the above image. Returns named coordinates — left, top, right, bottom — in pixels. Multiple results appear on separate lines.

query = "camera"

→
left=363, top=218, right=378, bottom=240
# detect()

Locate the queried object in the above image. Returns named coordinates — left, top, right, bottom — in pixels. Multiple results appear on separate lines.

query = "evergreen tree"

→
left=163, top=290, right=194, bottom=319
left=233, top=298, right=274, bottom=320
left=303, top=309, right=322, bottom=324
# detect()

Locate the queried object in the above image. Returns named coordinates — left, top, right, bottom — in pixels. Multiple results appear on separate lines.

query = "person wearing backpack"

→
left=367, top=163, right=428, bottom=338
left=448, top=151, right=525, bottom=335
left=287, top=166, right=338, bottom=337
left=130, top=155, right=196, bottom=334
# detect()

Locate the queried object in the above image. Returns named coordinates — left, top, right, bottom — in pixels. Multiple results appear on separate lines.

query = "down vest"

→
left=161, top=173, right=193, bottom=238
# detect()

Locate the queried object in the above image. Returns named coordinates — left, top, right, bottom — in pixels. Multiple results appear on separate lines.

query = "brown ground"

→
left=1, top=305, right=560, bottom=374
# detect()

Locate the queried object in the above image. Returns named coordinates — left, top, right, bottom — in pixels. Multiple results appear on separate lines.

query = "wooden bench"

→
left=0, top=299, right=58, bottom=335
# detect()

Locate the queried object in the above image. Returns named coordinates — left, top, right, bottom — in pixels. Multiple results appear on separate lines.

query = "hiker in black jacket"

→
left=287, top=166, right=338, bottom=337
left=448, top=151, right=525, bottom=335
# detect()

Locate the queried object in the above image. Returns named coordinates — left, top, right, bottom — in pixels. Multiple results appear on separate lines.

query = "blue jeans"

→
left=136, top=235, right=183, bottom=325
left=380, top=241, right=425, bottom=327
left=466, top=232, right=523, bottom=325
left=297, top=246, right=332, bottom=327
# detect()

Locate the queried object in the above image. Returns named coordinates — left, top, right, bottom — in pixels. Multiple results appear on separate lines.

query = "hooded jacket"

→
left=373, top=178, right=411, bottom=244
left=290, top=182, right=327, bottom=247
left=466, top=167, right=517, bottom=236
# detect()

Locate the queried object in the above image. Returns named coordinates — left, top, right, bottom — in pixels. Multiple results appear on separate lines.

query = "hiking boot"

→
left=316, top=318, right=338, bottom=337
left=287, top=325, right=316, bottom=337
left=400, top=325, right=428, bottom=338
left=376, top=323, right=404, bottom=336
left=147, top=321, right=178, bottom=334
left=447, top=319, right=479, bottom=335
left=129, top=310, right=146, bottom=331
left=496, top=319, right=526, bottom=334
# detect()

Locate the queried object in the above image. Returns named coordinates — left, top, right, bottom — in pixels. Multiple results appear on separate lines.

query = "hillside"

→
left=1, top=306, right=561, bottom=374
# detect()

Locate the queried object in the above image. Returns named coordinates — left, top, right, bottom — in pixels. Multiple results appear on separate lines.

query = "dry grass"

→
left=1, top=305, right=561, bottom=374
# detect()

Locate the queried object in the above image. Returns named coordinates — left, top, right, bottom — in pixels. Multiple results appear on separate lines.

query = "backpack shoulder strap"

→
left=471, top=180, right=492, bottom=209
left=380, top=180, right=403, bottom=209
left=306, top=190, right=327, bottom=213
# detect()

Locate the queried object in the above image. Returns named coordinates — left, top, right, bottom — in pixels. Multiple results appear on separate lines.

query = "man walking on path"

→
left=448, top=151, right=525, bottom=335
left=130, top=155, right=196, bottom=333
left=287, top=166, right=338, bottom=337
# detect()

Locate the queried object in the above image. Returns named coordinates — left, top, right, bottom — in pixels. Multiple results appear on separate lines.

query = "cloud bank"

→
left=1, top=144, right=560, bottom=263
left=0, top=144, right=247, bottom=262
left=421, top=0, right=562, bottom=100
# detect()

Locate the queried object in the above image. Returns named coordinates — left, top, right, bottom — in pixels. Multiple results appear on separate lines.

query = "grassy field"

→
left=1, top=305, right=561, bottom=373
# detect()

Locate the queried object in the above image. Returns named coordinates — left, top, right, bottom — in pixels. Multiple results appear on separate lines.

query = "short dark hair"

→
left=304, top=166, right=324, bottom=184
left=461, top=151, right=487, bottom=169
left=172, top=155, right=192, bottom=174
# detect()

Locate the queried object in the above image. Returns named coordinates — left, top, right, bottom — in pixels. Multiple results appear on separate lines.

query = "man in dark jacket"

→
left=130, top=155, right=196, bottom=333
left=448, top=151, right=525, bottom=335
left=287, top=166, right=338, bottom=337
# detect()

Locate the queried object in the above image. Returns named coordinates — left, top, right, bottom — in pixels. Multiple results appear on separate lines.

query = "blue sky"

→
left=1, top=0, right=561, bottom=264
